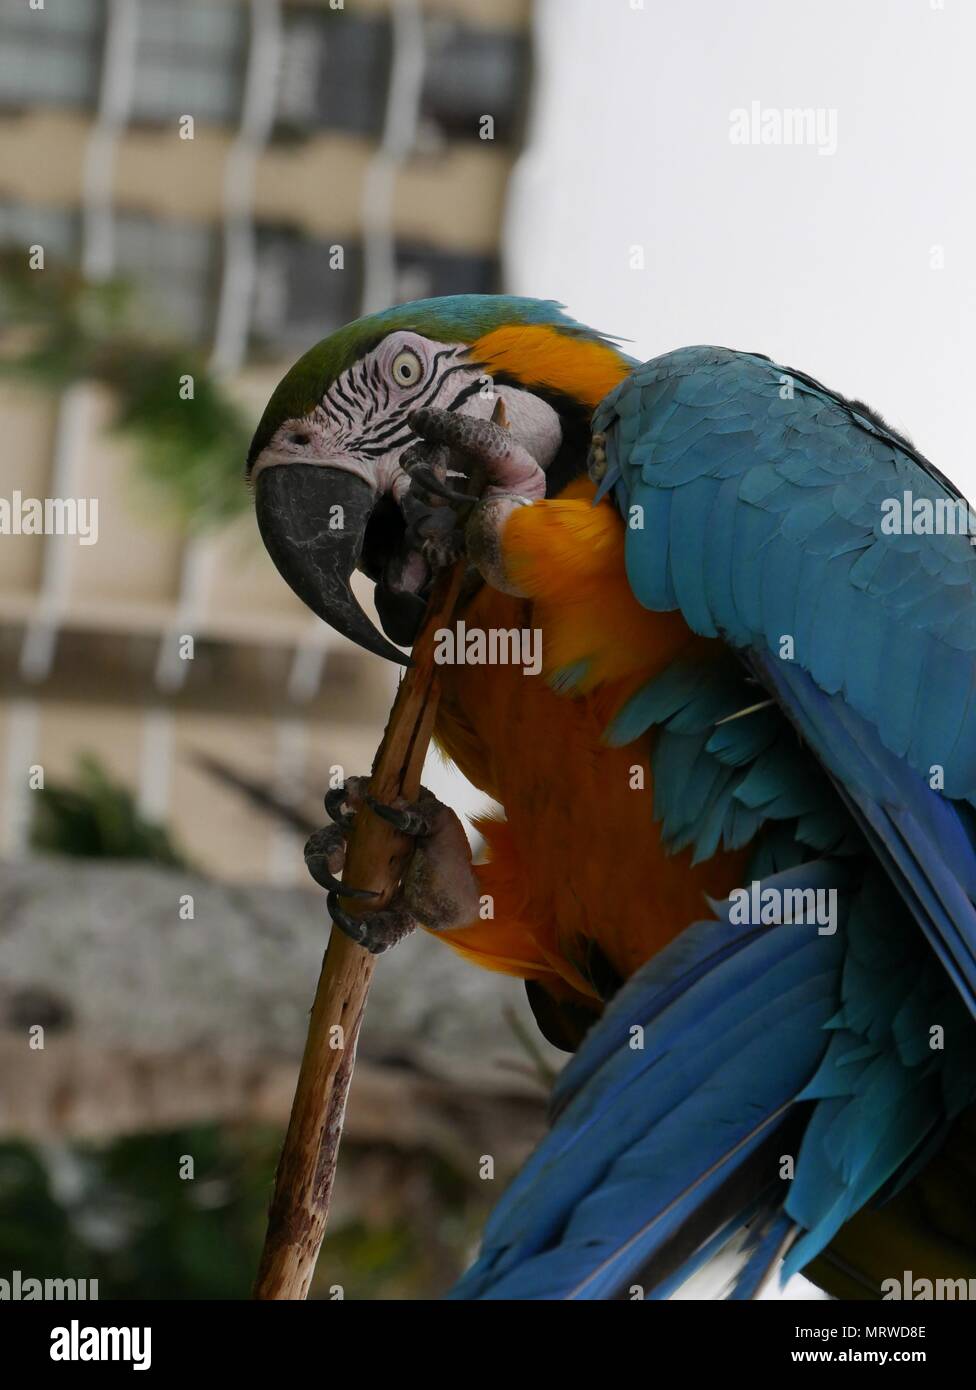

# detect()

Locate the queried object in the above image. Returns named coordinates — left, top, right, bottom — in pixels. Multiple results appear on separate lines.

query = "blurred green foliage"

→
left=0, top=1128, right=489, bottom=1300
left=29, top=755, right=190, bottom=867
left=0, top=250, right=251, bottom=527
left=0, top=1129, right=269, bottom=1300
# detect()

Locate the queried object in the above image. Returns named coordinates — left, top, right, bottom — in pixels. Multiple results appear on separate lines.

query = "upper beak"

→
left=255, top=463, right=410, bottom=666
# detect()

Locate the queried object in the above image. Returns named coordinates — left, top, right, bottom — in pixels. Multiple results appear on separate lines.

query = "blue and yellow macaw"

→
left=248, top=295, right=976, bottom=1299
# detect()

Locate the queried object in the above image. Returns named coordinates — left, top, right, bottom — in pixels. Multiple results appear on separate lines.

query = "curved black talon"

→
left=399, top=437, right=454, bottom=485
left=327, top=891, right=415, bottom=955
left=327, top=890, right=369, bottom=946
left=324, top=785, right=357, bottom=831
left=305, top=851, right=345, bottom=895
left=405, top=464, right=473, bottom=508
left=304, top=828, right=378, bottom=898
left=365, top=795, right=431, bottom=837
left=307, top=861, right=378, bottom=899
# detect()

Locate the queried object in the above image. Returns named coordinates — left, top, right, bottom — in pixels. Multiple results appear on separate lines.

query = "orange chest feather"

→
left=433, top=490, right=749, bottom=989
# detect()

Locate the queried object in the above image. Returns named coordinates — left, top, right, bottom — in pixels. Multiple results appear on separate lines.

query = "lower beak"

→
left=255, top=463, right=410, bottom=665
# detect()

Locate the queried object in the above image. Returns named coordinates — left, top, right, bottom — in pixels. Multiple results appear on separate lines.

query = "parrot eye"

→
left=391, top=349, right=423, bottom=388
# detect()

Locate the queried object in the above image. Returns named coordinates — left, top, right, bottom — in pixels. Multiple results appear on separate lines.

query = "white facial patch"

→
left=479, top=384, right=563, bottom=470
left=251, top=331, right=563, bottom=496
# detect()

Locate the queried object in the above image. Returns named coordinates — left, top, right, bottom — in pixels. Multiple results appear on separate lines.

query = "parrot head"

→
left=247, top=294, right=632, bottom=663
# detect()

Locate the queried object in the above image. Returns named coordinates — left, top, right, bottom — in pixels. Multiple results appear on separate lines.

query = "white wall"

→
left=509, top=0, right=976, bottom=490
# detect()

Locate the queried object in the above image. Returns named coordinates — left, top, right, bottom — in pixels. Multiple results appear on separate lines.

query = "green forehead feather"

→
left=246, top=294, right=605, bottom=469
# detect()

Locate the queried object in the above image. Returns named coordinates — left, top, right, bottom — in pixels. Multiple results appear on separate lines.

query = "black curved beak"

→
left=255, top=464, right=410, bottom=666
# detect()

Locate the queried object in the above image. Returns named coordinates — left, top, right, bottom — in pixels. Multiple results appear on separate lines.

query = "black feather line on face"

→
left=360, top=354, right=391, bottom=412
left=354, top=374, right=482, bottom=457
left=351, top=363, right=472, bottom=451
left=348, top=362, right=370, bottom=405
left=332, top=376, right=361, bottom=414
left=362, top=359, right=384, bottom=424
left=311, top=343, right=478, bottom=463
left=425, top=346, right=459, bottom=378
left=366, top=410, right=425, bottom=449
left=353, top=372, right=486, bottom=464
left=409, top=360, right=474, bottom=413
left=446, top=378, right=486, bottom=413
left=357, top=431, right=414, bottom=459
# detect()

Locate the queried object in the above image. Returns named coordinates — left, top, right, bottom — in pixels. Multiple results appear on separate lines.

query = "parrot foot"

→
left=305, top=774, right=380, bottom=899
left=306, top=775, right=481, bottom=953
left=400, top=486, right=466, bottom=572
left=397, top=441, right=468, bottom=574
left=308, top=776, right=434, bottom=900
left=406, top=406, right=546, bottom=503
left=365, top=793, right=436, bottom=837
left=404, top=406, right=544, bottom=596
left=304, top=822, right=377, bottom=899
left=326, top=891, right=419, bottom=955
left=323, top=775, right=370, bottom=833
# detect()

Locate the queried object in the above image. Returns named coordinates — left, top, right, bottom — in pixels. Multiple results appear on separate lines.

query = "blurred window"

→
left=251, top=227, right=362, bottom=357
left=420, top=19, right=529, bottom=145
left=0, top=200, right=79, bottom=262
left=114, top=212, right=220, bottom=343
left=274, top=8, right=390, bottom=139
left=394, top=243, right=499, bottom=304
left=0, top=0, right=105, bottom=112
left=131, top=0, right=247, bottom=127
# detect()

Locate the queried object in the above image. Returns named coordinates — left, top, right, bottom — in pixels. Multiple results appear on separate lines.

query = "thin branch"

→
left=252, top=411, right=499, bottom=1300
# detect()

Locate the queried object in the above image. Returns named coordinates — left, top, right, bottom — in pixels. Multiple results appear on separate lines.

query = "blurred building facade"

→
left=0, top=0, right=531, bottom=880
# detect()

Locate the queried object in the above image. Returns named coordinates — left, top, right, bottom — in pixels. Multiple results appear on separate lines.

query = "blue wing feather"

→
left=450, top=879, right=846, bottom=1300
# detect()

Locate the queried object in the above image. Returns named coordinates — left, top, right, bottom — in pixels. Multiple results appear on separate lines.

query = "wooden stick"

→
left=252, top=410, right=500, bottom=1300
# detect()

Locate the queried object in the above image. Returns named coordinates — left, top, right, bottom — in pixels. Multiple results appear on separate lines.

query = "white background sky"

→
left=508, top=0, right=976, bottom=490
